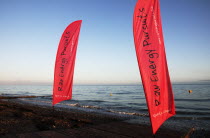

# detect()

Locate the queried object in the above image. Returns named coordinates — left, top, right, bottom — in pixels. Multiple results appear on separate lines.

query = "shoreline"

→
left=0, top=96, right=209, bottom=137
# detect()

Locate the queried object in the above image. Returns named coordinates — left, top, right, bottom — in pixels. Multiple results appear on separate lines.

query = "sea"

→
left=0, top=84, right=209, bottom=117
left=0, top=84, right=210, bottom=131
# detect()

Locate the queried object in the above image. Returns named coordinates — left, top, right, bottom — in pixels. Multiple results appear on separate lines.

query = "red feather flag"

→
left=53, top=20, right=82, bottom=105
left=133, top=0, right=175, bottom=134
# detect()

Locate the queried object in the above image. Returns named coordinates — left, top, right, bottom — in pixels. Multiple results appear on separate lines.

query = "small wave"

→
left=0, top=93, right=9, bottom=95
left=128, top=103, right=146, bottom=106
left=176, top=106, right=210, bottom=111
left=115, top=90, right=139, bottom=95
left=176, top=110, right=210, bottom=115
left=115, top=92, right=131, bottom=95
left=64, top=103, right=102, bottom=109
left=39, top=95, right=52, bottom=100
left=130, top=97, right=145, bottom=100
left=17, top=91, right=33, bottom=95
left=82, top=100, right=105, bottom=103
left=108, top=110, right=149, bottom=117
left=173, top=116, right=210, bottom=120
left=20, top=99, right=149, bottom=117
left=175, top=98, right=210, bottom=102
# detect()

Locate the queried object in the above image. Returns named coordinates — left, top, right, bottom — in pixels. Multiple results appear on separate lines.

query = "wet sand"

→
left=0, top=96, right=207, bottom=138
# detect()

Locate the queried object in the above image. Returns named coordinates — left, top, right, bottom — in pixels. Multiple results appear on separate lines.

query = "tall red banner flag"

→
left=53, top=20, right=82, bottom=105
left=133, top=0, right=175, bottom=134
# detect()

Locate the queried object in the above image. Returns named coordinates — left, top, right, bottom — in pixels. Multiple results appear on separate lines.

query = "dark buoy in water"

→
left=188, top=90, right=192, bottom=93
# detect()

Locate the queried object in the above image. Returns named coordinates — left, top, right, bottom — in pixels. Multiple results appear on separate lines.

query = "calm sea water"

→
left=0, top=84, right=210, bottom=118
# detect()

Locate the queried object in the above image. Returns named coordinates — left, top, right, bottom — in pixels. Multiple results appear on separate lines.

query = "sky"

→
left=0, top=0, right=210, bottom=85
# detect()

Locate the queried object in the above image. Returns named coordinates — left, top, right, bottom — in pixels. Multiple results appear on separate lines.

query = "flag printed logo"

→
left=133, top=0, right=175, bottom=134
left=53, top=20, right=82, bottom=105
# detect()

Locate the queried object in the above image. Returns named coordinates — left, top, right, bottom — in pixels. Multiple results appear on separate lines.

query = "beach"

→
left=1, top=96, right=208, bottom=138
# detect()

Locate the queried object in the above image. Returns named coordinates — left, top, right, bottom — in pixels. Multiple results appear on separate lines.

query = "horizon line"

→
left=0, top=81, right=210, bottom=86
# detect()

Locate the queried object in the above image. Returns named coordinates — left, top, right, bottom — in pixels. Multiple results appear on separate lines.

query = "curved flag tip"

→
left=133, top=0, right=175, bottom=134
left=53, top=20, right=82, bottom=105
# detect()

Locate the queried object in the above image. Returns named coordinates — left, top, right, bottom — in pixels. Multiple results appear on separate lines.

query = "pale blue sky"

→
left=0, top=0, right=210, bottom=85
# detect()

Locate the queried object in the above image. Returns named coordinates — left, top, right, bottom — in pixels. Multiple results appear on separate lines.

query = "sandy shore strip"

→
left=0, top=96, right=208, bottom=138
